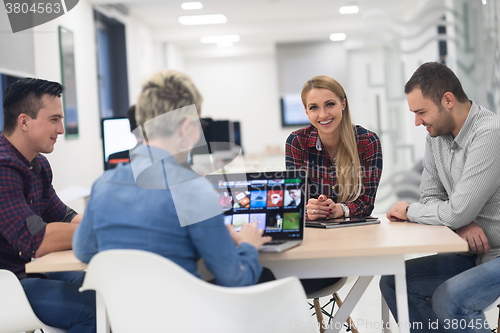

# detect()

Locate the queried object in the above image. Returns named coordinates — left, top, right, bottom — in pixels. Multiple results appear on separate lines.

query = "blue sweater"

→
left=73, top=145, right=262, bottom=286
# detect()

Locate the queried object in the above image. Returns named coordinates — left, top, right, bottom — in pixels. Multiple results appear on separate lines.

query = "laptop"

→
left=205, top=169, right=307, bottom=252
left=305, top=216, right=380, bottom=229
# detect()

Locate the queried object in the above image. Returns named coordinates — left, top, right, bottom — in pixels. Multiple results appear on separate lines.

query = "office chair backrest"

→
left=81, top=249, right=316, bottom=333
left=0, top=269, right=66, bottom=333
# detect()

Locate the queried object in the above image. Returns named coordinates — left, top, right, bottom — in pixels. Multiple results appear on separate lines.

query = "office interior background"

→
left=0, top=0, right=499, bottom=216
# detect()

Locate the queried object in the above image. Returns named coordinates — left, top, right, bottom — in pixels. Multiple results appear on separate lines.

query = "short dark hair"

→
left=405, top=62, right=469, bottom=106
left=2, top=78, right=64, bottom=136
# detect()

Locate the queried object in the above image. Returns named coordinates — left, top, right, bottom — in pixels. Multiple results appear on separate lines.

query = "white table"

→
left=26, top=215, right=467, bottom=333
left=259, top=215, right=468, bottom=333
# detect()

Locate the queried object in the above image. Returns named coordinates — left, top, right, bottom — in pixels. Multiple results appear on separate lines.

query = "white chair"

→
left=80, top=249, right=317, bottom=333
left=484, top=295, right=500, bottom=329
left=307, top=277, right=359, bottom=333
left=0, top=269, right=66, bottom=333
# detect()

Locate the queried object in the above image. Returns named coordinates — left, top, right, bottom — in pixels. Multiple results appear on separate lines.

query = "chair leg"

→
left=497, top=304, right=500, bottom=330
left=313, top=298, right=326, bottom=333
left=332, top=293, right=359, bottom=333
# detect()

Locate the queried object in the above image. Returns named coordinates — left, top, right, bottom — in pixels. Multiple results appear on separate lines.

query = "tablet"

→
left=305, top=216, right=380, bottom=229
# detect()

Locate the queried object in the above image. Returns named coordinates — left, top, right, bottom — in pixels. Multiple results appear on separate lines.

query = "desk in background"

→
left=26, top=215, right=467, bottom=333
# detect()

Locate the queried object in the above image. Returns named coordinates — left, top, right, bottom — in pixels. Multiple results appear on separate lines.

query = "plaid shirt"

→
left=0, top=135, right=68, bottom=277
left=285, top=125, right=383, bottom=216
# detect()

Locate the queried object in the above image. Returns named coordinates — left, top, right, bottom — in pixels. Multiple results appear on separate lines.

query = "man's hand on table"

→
left=386, top=201, right=409, bottom=222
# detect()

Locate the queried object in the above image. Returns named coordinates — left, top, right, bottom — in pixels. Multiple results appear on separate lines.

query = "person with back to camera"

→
left=73, top=69, right=274, bottom=287
left=285, top=75, right=383, bottom=294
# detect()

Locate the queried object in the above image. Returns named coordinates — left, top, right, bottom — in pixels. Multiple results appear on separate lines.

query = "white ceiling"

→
left=89, top=0, right=439, bottom=51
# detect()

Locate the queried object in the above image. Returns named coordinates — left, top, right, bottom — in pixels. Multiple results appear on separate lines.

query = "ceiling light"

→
left=482, top=0, right=487, bottom=4
left=181, top=2, right=203, bottom=10
left=339, top=6, right=359, bottom=14
left=178, top=14, right=227, bottom=25
left=200, top=34, right=240, bottom=44
left=329, top=33, right=347, bottom=41
left=217, top=41, right=233, bottom=47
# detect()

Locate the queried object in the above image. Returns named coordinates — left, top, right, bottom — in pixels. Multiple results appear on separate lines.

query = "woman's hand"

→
left=226, top=223, right=272, bottom=250
left=306, top=195, right=344, bottom=220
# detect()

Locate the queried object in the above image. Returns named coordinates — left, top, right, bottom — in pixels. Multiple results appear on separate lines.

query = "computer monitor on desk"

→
left=281, top=94, right=309, bottom=127
left=189, top=118, right=243, bottom=173
left=101, top=117, right=138, bottom=170
left=233, top=121, right=243, bottom=155
left=191, top=118, right=243, bottom=159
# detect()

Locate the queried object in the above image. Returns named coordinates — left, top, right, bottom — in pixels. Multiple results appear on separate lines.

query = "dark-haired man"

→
left=0, top=78, right=95, bottom=332
left=381, top=62, right=500, bottom=332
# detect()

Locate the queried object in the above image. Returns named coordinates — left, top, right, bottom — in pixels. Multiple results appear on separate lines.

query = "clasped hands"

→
left=306, top=194, right=343, bottom=220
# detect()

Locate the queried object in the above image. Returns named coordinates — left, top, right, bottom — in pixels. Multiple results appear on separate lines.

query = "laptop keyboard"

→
left=264, top=240, right=287, bottom=245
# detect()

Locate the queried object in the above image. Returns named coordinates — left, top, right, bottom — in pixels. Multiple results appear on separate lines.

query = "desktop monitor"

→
left=280, top=94, right=310, bottom=127
left=191, top=118, right=242, bottom=156
left=233, top=121, right=243, bottom=155
left=0, top=74, right=23, bottom=132
left=210, top=120, right=234, bottom=152
left=101, top=117, right=138, bottom=169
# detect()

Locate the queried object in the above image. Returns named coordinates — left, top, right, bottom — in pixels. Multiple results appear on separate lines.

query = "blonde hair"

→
left=135, top=69, right=203, bottom=139
left=301, top=76, right=362, bottom=202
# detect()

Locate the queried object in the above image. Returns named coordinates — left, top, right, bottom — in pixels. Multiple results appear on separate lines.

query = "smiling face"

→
left=288, top=189, right=301, bottom=201
left=24, top=94, right=65, bottom=158
left=407, top=88, right=456, bottom=137
left=304, top=88, right=346, bottom=136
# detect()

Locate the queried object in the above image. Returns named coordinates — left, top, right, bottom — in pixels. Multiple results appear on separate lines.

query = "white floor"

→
left=312, top=275, right=499, bottom=333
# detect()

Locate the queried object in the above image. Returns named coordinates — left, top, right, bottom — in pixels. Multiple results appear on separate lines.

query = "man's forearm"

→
left=70, top=214, right=83, bottom=224
left=35, top=222, right=78, bottom=257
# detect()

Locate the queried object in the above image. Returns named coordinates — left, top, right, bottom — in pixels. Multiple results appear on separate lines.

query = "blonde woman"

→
left=74, top=69, right=272, bottom=287
left=286, top=75, right=382, bottom=220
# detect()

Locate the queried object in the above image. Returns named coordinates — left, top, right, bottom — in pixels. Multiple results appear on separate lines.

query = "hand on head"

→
left=226, top=222, right=272, bottom=250
left=306, top=194, right=342, bottom=220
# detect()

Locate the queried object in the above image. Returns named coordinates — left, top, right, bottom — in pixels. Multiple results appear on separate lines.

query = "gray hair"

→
left=135, top=69, right=202, bottom=139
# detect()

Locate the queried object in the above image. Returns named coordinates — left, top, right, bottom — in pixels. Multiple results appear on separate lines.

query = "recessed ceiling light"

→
left=178, top=14, right=227, bottom=25
left=217, top=41, right=234, bottom=47
left=339, top=6, right=359, bottom=14
left=200, top=34, right=240, bottom=44
left=181, top=2, right=203, bottom=10
left=482, top=0, right=487, bottom=4
left=329, top=33, right=347, bottom=41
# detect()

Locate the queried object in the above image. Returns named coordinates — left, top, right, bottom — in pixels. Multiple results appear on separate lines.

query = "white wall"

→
left=0, top=7, right=35, bottom=77
left=276, top=41, right=348, bottom=95
left=185, top=52, right=294, bottom=158
left=125, top=14, right=156, bottom=104
left=29, top=1, right=102, bottom=213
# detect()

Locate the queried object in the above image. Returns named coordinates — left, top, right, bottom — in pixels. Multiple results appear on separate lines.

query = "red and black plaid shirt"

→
left=285, top=125, right=383, bottom=216
left=0, top=135, right=68, bottom=277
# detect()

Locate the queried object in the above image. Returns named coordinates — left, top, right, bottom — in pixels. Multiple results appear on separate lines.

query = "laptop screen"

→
left=205, top=170, right=307, bottom=240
